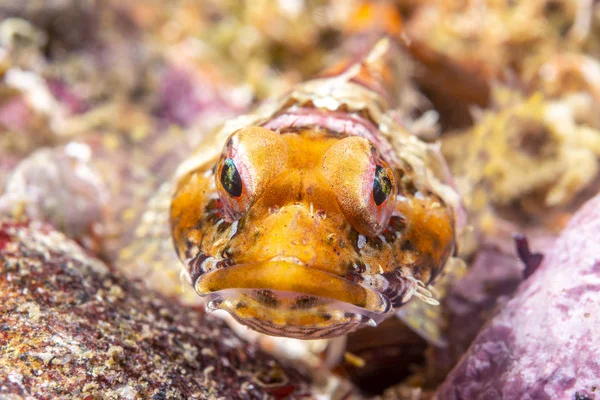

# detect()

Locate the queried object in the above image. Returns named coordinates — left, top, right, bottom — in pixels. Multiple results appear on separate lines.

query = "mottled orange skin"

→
left=170, top=125, right=455, bottom=338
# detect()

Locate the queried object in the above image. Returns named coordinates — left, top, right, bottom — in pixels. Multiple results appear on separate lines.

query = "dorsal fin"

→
left=317, top=1, right=407, bottom=108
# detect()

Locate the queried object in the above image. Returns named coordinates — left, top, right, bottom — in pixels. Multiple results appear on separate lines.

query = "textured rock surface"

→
left=436, top=194, right=600, bottom=400
left=0, top=219, right=334, bottom=399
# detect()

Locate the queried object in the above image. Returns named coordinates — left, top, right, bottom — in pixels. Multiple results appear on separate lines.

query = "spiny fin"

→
left=396, top=257, right=468, bottom=347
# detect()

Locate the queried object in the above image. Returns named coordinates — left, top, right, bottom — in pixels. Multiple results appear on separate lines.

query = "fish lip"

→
left=194, top=260, right=392, bottom=315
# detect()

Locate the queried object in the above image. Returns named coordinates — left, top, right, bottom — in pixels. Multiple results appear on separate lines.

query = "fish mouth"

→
left=195, top=261, right=392, bottom=339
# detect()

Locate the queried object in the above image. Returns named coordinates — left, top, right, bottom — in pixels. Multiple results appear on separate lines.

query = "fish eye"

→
left=220, top=158, right=242, bottom=197
left=322, top=136, right=397, bottom=236
left=373, top=165, right=392, bottom=205
left=215, top=126, right=289, bottom=220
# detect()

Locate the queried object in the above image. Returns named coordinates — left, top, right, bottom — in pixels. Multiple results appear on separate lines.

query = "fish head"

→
left=171, top=125, right=453, bottom=339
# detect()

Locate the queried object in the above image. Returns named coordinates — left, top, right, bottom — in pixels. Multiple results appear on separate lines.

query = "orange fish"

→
left=170, top=13, right=463, bottom=340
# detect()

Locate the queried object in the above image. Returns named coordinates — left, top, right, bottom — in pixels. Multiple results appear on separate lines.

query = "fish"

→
left=170, top=9, right=463, bottom=340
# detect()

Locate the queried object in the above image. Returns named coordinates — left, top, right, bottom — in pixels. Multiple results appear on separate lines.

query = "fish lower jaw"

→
left=203, top=289, right=387, bottom=340
left=194, top=260, right=392, bottom=339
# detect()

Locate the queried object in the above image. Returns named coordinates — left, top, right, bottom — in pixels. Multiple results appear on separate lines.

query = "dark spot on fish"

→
left=209, top=298, right=224, bottom=308
left=351, top=261, right=367, bottom=274
left=326, top=234, right=335, bottom=245
left=187, top=252, right=210, bottom=283
left=401, top=240, right=415, bottom=252
left=254, top=290, right=279, bottom=308
left=411, top=253, right=435, bottom=280
left=216, top=220, right=231, bottom=234
left=203, top=199, right=222, bottom=225
left=236, top=216, right=246, bottom=232
left=235, top=301, right=247, bottom=310
left=294, top=296, right=318, bottom=309
left=321, top=313, right=332, bottom=321
left=184, top=239, right=197, bottom=259
left=345, top=271, right=363, bottom=284
left=216, top=258, right=234, bottom=269
left=380, top=270, right=408, bottom=307
left=369, top=235, right=385, bottom=250
left=382, top=215, right=405, bottom=243
left=349, top=230, right=360, bottom=253
left=221, top=247, right=233, bottom=258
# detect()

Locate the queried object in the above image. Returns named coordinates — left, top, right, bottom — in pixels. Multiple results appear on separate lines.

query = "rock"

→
left=436, top=194, right=600, bottom=399
left=0, top=219, right=342, bottom=399
left=0, top=147, right=107, bottom=249
left=427, top=243, right=526, bottom=383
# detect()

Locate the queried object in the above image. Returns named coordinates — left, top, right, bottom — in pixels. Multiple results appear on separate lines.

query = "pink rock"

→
left=46, top=79, right=88, bottom=114
left=157, top=66, right=242, bottom=127
left=437, top=195, right=600, bottom=399
left=0, top=97, right=33, bottom=132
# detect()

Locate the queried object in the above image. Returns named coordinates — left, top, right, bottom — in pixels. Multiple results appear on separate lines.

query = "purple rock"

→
left=156, top=66, right=242, bottom=127
left=0, top=146, right=106, bottom=248
left=46, top=79, right=88, bottom=114
left=0, top=96, right=33, bottom=132
left=437, top=194, right=600, bottom=400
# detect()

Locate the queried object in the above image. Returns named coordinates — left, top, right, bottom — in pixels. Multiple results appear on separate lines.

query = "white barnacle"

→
left=357, top=234, right=367, bottom=250
left=361, top=272, right=389, bottom=292
left=228, top=220, right=238, bottom=239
